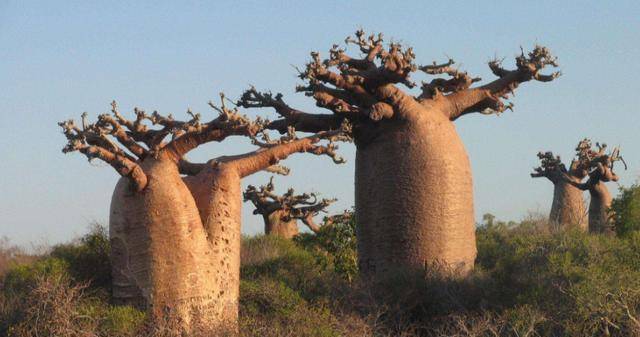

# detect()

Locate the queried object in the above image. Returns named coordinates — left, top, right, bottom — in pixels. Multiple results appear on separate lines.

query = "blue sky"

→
left=1, top=1, right=639, bottom=245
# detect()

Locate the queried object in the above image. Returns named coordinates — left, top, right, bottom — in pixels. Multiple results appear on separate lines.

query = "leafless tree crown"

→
left=238, top=29, right=560, bottom=134
left=243, top=177, right=336, bottom=233
left=60, top=95, right=353, bottom=190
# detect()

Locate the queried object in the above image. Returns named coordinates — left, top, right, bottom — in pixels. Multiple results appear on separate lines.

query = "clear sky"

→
left=1, top=1, right=639, bottom=246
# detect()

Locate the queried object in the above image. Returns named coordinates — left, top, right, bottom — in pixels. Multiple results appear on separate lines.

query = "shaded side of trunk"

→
left=588, top=181, right=614, bottom=234
left=355, top=109, right=476, bottom=278
left=264, top=210, right=299, bottom=238
left=549, top=178, right=587, bottom=231
left=110, top=158, right=230, bottom=333
left=184, top=165, right=242, bottom=327
left=109, top=177, right=146, bottom=308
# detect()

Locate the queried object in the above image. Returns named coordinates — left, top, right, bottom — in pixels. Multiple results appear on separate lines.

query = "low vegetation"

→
left=3, top=193, right=640, bottom=336
left=612, top=184, right=640, bottom=236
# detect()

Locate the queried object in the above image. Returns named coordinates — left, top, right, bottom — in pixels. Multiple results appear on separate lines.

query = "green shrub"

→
left=3, top=257, right=71, bottom=295
left=474, top=222, right=640, bottom=336
left=240, top=278, right=339, bottom=337
left=0, top=255, right=145, bottom=336
left=295, top=212, right=358, bottom=281
left=242, top=235, right=336, bottom=303
left=612, top=183, right=640, bottom=236
left=50, top=223, right=111, bottom=290
left=242, top=235, right=306, bottom=267
left=7, top=216, right=640, bottom=336
left=0, top=225, right=148, bottom=337
left=99, top=305, right=146, bottom=335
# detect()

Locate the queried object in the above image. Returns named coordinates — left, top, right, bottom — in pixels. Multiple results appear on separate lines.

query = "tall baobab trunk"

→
left=355, top=109, right=475, bottom=275
left=531, top=151, right=587, bottom=230
left=549, top=178, right=587, bottom=230
left=109, top=177, right=145, bottom=307
left=563, top=139, right=626, bottom=234
left=110, top=157, right=229, bottom=329
left=183, top=164, right=243, bottom=324
left=61, top=99, right=346, bottom=334
left=239, top=30, right=560, bottom=280
left=243, top=178, right=335, bottom=239
left=264, top=211, right=299, bottom=238
left=587, top=181, right=614, bottom=234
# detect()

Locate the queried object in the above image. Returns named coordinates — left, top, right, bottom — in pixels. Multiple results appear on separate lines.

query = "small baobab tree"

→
left=59, top=97, right=348, bottom=333
left=531, top=150, right=588, bottom=230
left=238, top=29, right=560, bottom=278
left=243, top=177, right=336, bottom=238
left=566, top=139, right=627, bottom=234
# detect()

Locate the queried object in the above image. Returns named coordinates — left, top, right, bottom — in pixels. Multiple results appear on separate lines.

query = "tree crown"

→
left=238, top=29, right=560, bottom=137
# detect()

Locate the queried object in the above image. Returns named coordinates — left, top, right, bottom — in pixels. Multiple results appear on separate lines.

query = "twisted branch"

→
left=60, top=95, right=271, bottom=190
left=244, top=177, right=336, bottom=233
left=59, top=118, right=147, bottom=191
left=561, top=139, right=626, bottom=191
left=444, top=45, right=560, bottom=119
left=531, top=151, right=566, bottom=183
left=227, top=120, right=352, bottom=178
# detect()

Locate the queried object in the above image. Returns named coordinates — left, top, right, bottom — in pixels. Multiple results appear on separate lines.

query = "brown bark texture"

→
left=60, top=97, right=348, bottom=333
left=531, top=151, right=588, bottom=230
left=565, top=139, right=627, bottom=234
left=243, top=177, right=336, bottom=239
left=238, top=30, right=560, bottom=278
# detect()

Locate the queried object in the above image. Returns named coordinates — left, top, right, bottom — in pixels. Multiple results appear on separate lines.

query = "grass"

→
left=3, top=212, right=640, bottom=336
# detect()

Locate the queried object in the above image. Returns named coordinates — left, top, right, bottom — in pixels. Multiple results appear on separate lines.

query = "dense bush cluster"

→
left=3, top=203, right=640, bottom=336
left=0, top=226, right=144, bottom=337
left=612, top=184, right=640, bottom=236
left=294, top=214, right=358, bottom=282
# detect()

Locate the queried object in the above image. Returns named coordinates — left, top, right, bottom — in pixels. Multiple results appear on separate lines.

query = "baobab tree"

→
left=566, top=139, right=626, bottom=234
left=531, top=151, right=588, bottom=230
left=238, top=29, right=560, bottom=277
left=243, top=177, right=336, bottom=238
left=59, top=97, right=348, bottom=333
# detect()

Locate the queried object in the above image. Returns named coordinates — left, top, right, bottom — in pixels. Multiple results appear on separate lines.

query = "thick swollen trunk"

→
left=355, top=109, right=476, bottom=278
left=588, top=182, right=614, bottom=234
left=109, top=158, right=239, bottom=333
left=183, top=164, right=242, bottom=328
left=549, top=178, right=587, bottom=231
left=263, top=211, right=299, bottom=238
left=110, top=178, right=145, bottom=307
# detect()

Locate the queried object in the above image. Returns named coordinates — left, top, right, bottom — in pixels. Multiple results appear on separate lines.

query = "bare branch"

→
left=444, top=45, right=561, bottom=120
left=161, top=93, right=266, bottom=161
left=263, top=164, right=291, bottom=176
left=561, top=138, right=626, bottom=191
left=243, top=177, right=336, bottom=233
left=228, top=120, right=352, bottom=178
left=59, top=118, right=147, bottom=191
left=530, top=151, right=566, bottom=183
left=294, top=30, right=418, bottom=116
left=418, top=58, right=481, bottom=98
left=95, top=113, right=148, bottom=158
left=245, top=31, right=559, bottom=132
left=574, top=138, right=626, bottom=184
left=237, top=87, right=344, bottom=134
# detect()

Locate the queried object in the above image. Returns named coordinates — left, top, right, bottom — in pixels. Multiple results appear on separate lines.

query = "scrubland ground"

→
left=3, top=213, right=640, bottom=337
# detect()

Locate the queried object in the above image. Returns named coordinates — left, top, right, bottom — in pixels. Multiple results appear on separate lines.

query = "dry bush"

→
left=5, top=220, right=640, bottom=336
left=0, top=237, right=35, bottom=279
left=241, top=235, right=299, bottom=267
left=9, top=274, right=97, bottom=337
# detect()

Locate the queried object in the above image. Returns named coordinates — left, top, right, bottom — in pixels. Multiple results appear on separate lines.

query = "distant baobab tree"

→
left=567, top=139, right=626, bottom=234
left=59, top=96, right=348, bottom=333
left=243, top=177, right=335, bottom=238
left=531, top=150, right=588, bottom=230
left=238, top=29, right=560, bottom=278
